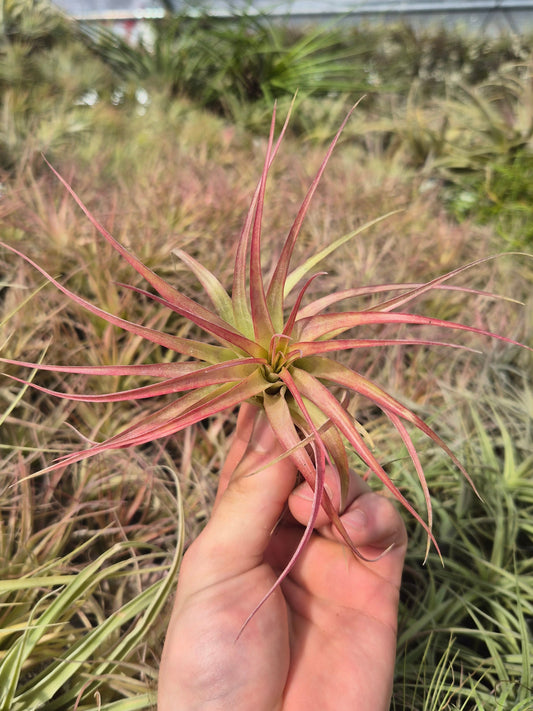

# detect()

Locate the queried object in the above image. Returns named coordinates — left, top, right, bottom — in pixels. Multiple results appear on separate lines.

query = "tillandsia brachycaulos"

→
left=1, top=102, right=530, bottom=624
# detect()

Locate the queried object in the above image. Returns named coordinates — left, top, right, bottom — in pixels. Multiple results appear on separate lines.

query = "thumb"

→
left=189, top=411, right=297, bottom=584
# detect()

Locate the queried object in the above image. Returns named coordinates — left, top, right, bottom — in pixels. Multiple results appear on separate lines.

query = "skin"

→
left=158, top=402, right=407, bottom=711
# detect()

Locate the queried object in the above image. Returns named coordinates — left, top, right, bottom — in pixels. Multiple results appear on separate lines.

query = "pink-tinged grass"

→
left=1, top=104, right=530, bottom=623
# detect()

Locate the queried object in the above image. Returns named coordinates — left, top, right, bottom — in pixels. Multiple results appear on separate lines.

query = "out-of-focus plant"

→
left=0, top=0, right=72, bottom=48
left=0, top=0, right=118, bottom=171
left=80, top=11, right=364, bottom=125
left=0, top=454, right=183, bottom=709
left=448, top=149, right=533, bottom=251
left=360, top=61, right=533, bottom=174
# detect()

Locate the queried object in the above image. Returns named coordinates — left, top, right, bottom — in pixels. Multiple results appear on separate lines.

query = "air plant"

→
left=0, top=103, right=529, bottom=622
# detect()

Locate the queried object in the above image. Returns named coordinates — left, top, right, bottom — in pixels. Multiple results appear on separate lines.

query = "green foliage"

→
left=359, top=61, right=533, bottom=168
left=367, top=23, right=530, bottom=93
left=448, top=150, right=533, bottom=250
left=0, top=0, right=72, bottom=48
left=357, top=58, right=533, bottom=250
left=0, top=422, right=183, bottom=708
left=74, top=12, right=533, bottom=141
left=79, top=11, right=365, bottom=132
left=393, top=383, right=533, bottom=709
left=0, top=0, right=121, bottom=170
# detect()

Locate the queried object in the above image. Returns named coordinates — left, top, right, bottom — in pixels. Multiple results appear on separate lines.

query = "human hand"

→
left=158, top=403, right=407, bottom=710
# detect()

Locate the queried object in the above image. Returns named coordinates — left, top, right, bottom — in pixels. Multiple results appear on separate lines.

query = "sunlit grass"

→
left=392, top=378, right=533, bottom=710
left=0, top=420, right=184, bottom=707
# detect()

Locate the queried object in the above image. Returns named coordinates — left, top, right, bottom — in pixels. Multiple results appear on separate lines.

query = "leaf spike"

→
left=45, top=371, right=270, bottom=474
left=284, top=210, right=401, bottom=299
left=302, top=356, right=480, bottom=501
left=292, top=367, right=440, bottom=555
left=249, top=103, right=277, bottom=345
left=172, top=248, right=234, bottom=326
left=292, top=338, right=480, bottom=359
left=267, top=98, right=364, bottom=327
left=0, top=241, right=227, bottom=362
left=116, top=282, right=266, bottom=358
left=0, top=357, right=208, bottom=378
left=236, top=389, right=327, bottom=638
left=365, top=253, right=530, bottom=314
left=279, top=367, right=378, bottom=560
left=4, top=358, right=264, bottom=404
left=42, top=159, right=227, bottom=329
left=296, top=281, right=520, bottom=321
left=282, top=272, right=327, bottom=338
left=385, top=410, right=433, bottom=562
left=232, top=98, right=296, bottom=334
left=296, top=309, right=533, bottom=351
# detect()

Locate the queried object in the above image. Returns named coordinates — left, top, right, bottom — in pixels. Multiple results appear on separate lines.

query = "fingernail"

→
left=346, top=508, right=367, bottom=531
left=292, top=486, right=312, bottom=502
left=293, top=483, right=333, bottom=504
left=248, top=414, right=273, bottom=454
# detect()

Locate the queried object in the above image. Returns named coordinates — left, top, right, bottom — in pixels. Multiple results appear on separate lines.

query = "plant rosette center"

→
left=262, top=334, right=298, bottom=381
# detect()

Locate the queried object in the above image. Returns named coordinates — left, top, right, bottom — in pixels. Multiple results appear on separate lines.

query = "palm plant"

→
left=0, top=104, right=529, bottom=623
